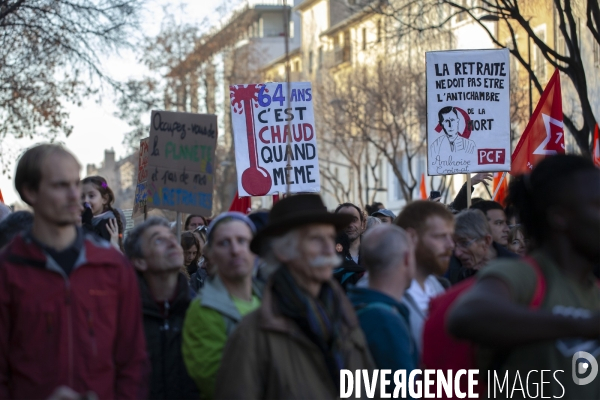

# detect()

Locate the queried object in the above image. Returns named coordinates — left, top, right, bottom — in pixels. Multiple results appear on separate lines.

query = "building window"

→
left=294, top=59, right=300, bottom=72
left=377, top=20, right=382, bottom=43
left=289, top=20, right=294, bottom=38
left=362, top=27, right=367, bottom=50
left=318, top=46, right=323, bottom=69
left=119, top=162, right=134, bottom=191
left=343, top=30, right=351, bottom=62
left=534, top=29, right=547, bottom=82
left=308, top=51, right=313, bottom=73
left=456, top=0, right=468, bottom=22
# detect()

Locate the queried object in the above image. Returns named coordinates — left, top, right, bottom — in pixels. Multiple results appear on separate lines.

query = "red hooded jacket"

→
left=0, top=230, right=148, bottom=399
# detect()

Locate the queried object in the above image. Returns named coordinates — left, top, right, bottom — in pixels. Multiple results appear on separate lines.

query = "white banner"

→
left=426, top=49, right=511, bottom=175
left=230, top=82, right=320, bottom=197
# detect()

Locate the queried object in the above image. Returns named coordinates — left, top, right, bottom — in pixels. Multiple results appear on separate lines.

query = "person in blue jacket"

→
left=348, top=224, right=418, bottom=373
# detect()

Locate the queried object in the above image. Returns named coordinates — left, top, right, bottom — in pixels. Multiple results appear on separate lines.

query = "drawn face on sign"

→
left=440, top=108, right=460, bottom=143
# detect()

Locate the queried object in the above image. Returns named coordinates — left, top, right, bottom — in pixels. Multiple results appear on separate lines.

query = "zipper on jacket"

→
left=87, top=309, right=97, bottom=356
left=163, top=300, right=170, bottom=331
left=161, top=300, right=170, bottom=398
left=65, top=279, right=75, bottom=388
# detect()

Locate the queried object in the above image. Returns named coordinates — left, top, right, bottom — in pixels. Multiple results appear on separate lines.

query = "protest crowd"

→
left=0, top=142, right=598, bottom=400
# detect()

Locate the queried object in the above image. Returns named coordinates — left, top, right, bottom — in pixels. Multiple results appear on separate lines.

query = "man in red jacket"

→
left=0, top=144, right=148, bottom=399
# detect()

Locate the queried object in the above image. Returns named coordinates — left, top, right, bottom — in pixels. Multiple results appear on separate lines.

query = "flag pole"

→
left=492, top=172, right=507, bottom=200
left=466, top=174, right=472, bottom=208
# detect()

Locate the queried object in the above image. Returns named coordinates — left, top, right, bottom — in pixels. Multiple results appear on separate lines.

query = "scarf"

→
left=271, top=267, right=345, bottom=388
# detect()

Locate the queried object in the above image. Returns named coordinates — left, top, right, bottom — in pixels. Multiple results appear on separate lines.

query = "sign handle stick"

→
left=282, top=0, right=292, bottom=196
left=176, top=211, right=182, bottom=242
left=466, top=174, right=472, bottom=208
left=492, top=172, right=507, bottom=200
left=144, top=204, right=147, bottom=221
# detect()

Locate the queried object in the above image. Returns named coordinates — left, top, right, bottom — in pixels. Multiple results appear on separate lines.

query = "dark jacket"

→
left=348, top=287, right=418, bottom=373
left=447, top=242, right=519, bottom=284
left=333, top=256, right=365, bottom=291
left=138, top=273, right=199, bottom=400
left=0, top=229, right=147, bottom=399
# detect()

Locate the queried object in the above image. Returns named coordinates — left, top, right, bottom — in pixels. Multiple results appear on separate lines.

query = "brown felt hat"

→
left=250, top=194, right=353, bottom=255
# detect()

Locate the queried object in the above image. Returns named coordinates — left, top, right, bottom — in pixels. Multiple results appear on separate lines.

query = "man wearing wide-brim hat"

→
left=214, top=194, right=375, bottom=399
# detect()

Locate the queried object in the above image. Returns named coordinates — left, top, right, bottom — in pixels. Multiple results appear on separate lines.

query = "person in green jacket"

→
left=182, top=212, right=262, bottom=399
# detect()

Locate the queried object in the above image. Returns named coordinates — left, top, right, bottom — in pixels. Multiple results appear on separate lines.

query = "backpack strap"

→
left=523, top=256, right=546, bottom=309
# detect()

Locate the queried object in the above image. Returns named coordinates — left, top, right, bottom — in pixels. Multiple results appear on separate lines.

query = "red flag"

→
left=229, top=191, right=251, bottom=214
left=493, top=172, right=508, bottom=207
left=272, top=193, right=280, bottom=204
left=0, top=189, right=4, bottom=204
left=419, top=173, right=427, bottom=199
left=511, top=69, right=565, bottom=176
left=593, top=123, right=600, bottom=168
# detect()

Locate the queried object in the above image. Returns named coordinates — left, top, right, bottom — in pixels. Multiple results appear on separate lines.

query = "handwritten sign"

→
left=426, top=49, right=511, bottom=175
left=146, top=111, right=217, bottom=215
left=132, top=138, right=150, bottom=218
left=230, top=82, right=320, bottom=197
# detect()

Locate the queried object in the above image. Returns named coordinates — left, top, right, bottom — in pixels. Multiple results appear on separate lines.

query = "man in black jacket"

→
left=124, top=217, right=199, bottom=400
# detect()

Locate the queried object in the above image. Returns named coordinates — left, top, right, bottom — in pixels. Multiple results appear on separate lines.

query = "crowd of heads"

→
left=0, top=143, right=598, bottom=400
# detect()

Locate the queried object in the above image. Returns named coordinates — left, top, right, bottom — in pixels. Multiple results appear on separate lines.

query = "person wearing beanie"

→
left=182, top=212, right=263, bottom=399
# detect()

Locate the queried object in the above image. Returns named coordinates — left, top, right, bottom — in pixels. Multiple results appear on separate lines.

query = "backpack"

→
left=421, top=257, right=546, bottom=399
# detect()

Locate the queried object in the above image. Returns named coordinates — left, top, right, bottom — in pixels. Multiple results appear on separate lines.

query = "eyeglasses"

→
left=454, top=238, right=478, bottom=250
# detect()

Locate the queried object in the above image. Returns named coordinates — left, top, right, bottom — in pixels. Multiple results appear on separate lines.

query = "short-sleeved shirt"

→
left=477, top=251, right=600, bottom=399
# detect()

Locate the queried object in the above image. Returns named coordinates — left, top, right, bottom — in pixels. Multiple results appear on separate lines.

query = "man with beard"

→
left=395, top=201, right=455, bottom=355
left=333, top=203, right=367, bottom=290
left=0, top=144, right=147, bottom=399
left=215, top=195, right=374, bottom=399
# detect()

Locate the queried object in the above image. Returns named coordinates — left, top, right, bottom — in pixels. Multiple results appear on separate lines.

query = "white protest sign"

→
left=230, top=82, right=320, bottom=197
left=146, top=111, right=218, bottom=216
left=426, top=49, right=510, bottom=175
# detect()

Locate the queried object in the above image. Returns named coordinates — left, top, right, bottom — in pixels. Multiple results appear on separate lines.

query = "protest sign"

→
left=426, top=49, right=510, bottom=175
left=146, top=111, right=217, bottom=216
left=230, top=82, right=320, bottom=197
left=132, top=138, right=149, bottom=218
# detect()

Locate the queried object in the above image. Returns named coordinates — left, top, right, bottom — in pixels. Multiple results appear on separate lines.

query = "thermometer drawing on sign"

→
left=230, top=84, right=273, bottom=196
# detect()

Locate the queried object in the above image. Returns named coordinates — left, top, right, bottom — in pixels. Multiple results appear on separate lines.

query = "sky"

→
left=0, top=0, right=228, bottom=206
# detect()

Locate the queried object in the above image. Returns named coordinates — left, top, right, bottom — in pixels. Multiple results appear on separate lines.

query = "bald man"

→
left=348, top=224, right=418, bottom=372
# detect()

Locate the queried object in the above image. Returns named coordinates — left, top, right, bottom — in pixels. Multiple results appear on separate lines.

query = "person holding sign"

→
left=430, top=106, right=476, bottom=158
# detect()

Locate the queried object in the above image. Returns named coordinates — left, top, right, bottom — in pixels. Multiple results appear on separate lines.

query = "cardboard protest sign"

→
left=230, top=82, right=320, bottom=197
left=426, top=49, right=510, bottom=175
left=146, top=111, right=217, bottom=215
left=132, top=138, right=149, bottom=218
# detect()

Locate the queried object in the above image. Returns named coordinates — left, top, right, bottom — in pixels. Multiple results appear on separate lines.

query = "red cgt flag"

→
left=511, top=69, right=565, bottom=176
left=0, top=189, right=4, bottom=204
left=593, top=123, right=600, bottom=168
left=229, top=190, right=251, bottom=214
left=419, top=173, right=427, bottom=199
